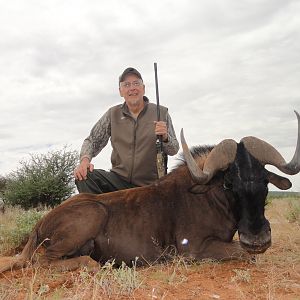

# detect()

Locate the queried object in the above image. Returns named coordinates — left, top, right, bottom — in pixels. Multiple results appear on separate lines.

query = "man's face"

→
left=119, top=74, right=145, bottom=106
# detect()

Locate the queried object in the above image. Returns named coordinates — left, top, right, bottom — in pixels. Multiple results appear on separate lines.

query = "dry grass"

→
left=0, top=205, right=47, bottom=255
left=0, top=196, right=299, bottom=299
left=0, top=206, right=28, bottom=254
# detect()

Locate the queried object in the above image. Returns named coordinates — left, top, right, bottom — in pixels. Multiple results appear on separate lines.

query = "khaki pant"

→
left=75, top=169, right=137, bottom=194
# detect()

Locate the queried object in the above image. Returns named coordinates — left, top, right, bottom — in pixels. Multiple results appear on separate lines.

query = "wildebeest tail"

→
left=0, top=224, right=39, bottom=273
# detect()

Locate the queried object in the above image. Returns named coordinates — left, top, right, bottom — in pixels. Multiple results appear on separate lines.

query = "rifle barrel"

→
left=154, top=62, right=160, bottom=122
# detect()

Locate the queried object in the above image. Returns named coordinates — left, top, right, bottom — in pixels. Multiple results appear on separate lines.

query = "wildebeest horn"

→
left=181, top=129, right=237, bottom=184
left=241, top=110, right=300, bottom=175
left=180, top=129, right=208, bottom=183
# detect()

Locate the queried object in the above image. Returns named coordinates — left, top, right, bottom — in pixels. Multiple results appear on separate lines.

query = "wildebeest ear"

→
left=189, top=184, right=213, bottom=194
left=267, top=171, right=292, bottom=190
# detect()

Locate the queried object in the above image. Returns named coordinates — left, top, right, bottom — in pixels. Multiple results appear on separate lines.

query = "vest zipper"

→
left=129, top=118, right=137, bottom=183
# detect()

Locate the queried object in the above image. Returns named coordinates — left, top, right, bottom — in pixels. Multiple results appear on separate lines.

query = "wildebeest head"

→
left=181, top=110, right=300, bottom=254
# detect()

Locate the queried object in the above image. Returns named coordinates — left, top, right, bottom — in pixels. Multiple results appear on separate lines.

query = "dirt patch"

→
left=0, top=199, right=299, bottom=299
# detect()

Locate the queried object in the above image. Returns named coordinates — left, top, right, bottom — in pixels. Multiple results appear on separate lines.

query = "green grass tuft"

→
left=0, top=206, right=47, bottom=254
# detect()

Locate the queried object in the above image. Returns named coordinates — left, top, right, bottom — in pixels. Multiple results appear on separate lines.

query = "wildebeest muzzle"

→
left=238, top=219, right=271, bottom=254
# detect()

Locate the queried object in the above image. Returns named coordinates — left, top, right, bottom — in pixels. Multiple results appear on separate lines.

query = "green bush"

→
left=0, top=175, right=6, bottom=194
left=286, top=198, right=300, bottom=224
left=2, top=146, right=78, bottom=209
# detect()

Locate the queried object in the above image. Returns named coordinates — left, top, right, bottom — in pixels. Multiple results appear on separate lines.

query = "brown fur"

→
left=0, top=151, right=273, bottom=272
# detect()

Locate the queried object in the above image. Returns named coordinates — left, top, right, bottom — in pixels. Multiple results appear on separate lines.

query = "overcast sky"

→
left=1, top=0, right=299, bottom=191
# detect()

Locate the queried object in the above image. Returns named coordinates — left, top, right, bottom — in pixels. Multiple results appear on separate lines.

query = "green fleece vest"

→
left=109, top=102, right=168, bottom=186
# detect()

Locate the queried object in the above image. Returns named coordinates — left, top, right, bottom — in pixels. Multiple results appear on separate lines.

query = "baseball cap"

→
left=119, top=67, right=143, bottom=83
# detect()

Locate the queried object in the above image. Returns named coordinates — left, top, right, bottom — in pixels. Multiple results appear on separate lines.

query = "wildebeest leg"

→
left=196, top=240, right=252, bottom=261
left=37, top=239, right=99, bottom=271
left=39, top=255, right=99, bottom=272
left=72, top=239, right=95, bottom=257
left=42, top=234, right=97, bottom=265
left=37, top=202, right=108, bottom=270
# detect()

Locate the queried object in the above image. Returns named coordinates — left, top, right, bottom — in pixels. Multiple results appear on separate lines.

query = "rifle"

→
left=154, top=62, right=168, bottom=178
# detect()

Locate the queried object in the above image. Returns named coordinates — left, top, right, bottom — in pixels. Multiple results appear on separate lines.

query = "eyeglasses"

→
left=120, top=80, right=143, bottom=89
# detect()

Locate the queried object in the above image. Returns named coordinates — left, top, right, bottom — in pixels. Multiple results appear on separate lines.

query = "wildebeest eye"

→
left=223, top=181, right=232, bottom=190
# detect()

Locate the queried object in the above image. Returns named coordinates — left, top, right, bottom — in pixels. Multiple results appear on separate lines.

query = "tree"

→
left=3, top=146, right=79, bottom=209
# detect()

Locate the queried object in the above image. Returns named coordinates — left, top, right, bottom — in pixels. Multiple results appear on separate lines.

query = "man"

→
left=74, top=67, right=179, bottom=194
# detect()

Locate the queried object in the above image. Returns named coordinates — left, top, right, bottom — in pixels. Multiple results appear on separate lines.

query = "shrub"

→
left=2, top=146, right=78, bottom=209
left=286, top=198, right=300, bottom=224
left=0, top=175, right=6, bottom=194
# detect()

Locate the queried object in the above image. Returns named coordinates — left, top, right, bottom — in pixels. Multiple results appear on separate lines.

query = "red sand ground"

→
left=0, top=199, right=299, bottom=299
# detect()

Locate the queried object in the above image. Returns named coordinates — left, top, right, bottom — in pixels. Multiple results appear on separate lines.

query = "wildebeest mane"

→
left=190, top=145, right=214, bottom=158
left=175, top=144, right=214, bottom=167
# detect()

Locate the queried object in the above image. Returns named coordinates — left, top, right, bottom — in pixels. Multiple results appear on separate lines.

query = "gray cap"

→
left=119, top=67, right=143, bottom=83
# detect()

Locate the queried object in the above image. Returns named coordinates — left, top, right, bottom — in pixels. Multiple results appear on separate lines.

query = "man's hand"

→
left=154, top=121, right=168, bottom=141
left=74, top=157, right=94, bottom=180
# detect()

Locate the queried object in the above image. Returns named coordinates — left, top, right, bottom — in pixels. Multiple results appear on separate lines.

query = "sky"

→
left=0, top=0, right=299, bottom=191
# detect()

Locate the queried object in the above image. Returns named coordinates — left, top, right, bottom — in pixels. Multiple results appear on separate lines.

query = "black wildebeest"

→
left=0, top=111, right=299, bottom=272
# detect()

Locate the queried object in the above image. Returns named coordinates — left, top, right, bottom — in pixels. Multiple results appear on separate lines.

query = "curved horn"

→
left=180, top=129, right=209, bottom=183
left=180, top=129, right=237, bottom=184
left=241, top=110, right=300, bottom=175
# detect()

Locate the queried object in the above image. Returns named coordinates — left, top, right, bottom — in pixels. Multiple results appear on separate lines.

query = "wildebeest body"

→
left=31, top=160, right=248, bottom=267
left=0, top=110, right=299, bottom=272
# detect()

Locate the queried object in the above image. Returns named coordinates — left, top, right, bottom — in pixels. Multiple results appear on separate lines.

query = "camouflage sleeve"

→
left=79, top=110, right=111, bottom=162
left=162, top=113, right=179, bottom=156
